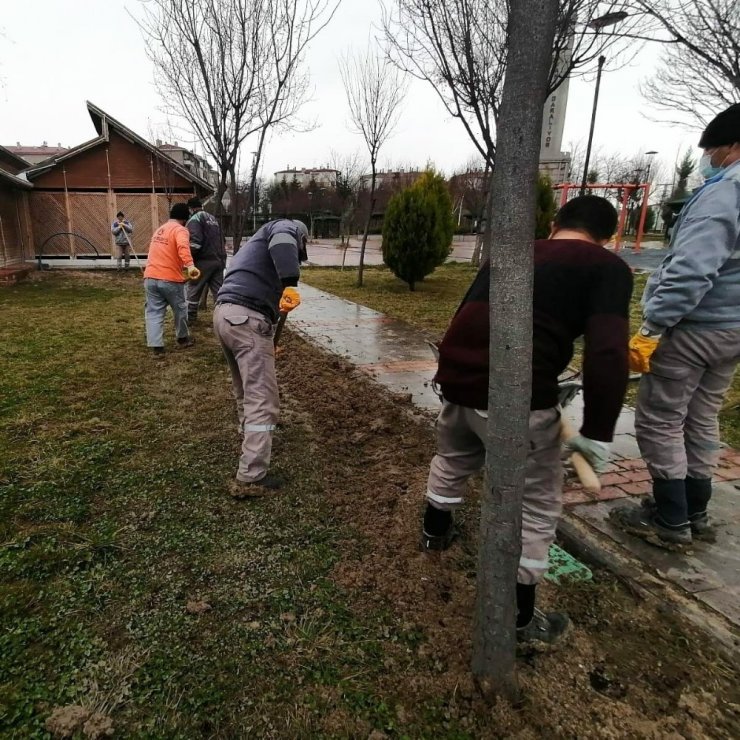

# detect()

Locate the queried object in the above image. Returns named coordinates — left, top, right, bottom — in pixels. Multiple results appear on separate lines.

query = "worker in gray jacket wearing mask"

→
left=186, top=197, right=226, bottom=324
left=214, top=219, right=308, bottom=498
left=613, top=104, right=740, bottom=548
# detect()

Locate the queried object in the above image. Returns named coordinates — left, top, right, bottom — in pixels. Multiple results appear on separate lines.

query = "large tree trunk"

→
left=472, top=0, right=558, bottom=701
left=357, top=165, right=376, bottom=288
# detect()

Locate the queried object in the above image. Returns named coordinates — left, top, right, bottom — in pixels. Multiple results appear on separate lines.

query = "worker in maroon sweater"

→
left=423, top=195, right=633, bottom=646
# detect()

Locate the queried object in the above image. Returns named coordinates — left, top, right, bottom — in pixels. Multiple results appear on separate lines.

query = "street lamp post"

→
left=579, top=11, right=629, bottom=196
left=580, top=54, right=606, bottom=196
left=644, top=150, right=658, bottom=183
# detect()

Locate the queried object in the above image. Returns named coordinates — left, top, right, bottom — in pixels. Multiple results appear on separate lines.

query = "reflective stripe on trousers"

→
left=213, top=303, right=278, bottom=483
left=425, top=401, right=562, bottom=585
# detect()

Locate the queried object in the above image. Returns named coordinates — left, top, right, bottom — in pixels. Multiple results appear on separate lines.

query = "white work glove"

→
left=565, top=435, right=610, bottom=474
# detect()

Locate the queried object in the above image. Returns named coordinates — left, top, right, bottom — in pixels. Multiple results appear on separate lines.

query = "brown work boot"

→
left=228, top=475, right=283, bottom=499
left=177, top=336, right=195, bottom=349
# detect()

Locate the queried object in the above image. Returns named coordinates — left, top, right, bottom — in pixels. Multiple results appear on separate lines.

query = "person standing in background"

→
left=111, top=211, right=133, bottom=270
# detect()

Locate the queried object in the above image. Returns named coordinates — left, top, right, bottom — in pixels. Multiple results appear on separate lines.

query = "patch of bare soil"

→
left=279, top=332, right=740, bottom=738
left=45, top=706, right=113, bottom=739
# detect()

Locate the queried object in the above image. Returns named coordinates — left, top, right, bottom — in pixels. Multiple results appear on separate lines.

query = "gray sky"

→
left=1, top=0, right=702, bottom=187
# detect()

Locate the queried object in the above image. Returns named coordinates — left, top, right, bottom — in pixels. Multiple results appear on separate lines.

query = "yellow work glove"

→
left=184, top=265, right=201, bottom=281
left=279, top=287, right=301, bottom=313
left=628, top=332, right=660, bottom=374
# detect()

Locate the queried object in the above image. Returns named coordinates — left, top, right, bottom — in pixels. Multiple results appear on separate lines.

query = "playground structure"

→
left=554, top=182, right=651, bottom=252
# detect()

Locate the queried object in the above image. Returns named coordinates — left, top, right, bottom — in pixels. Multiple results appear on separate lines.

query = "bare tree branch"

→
left=136, top=0, right=340, bottom=250
left=339, top=44, right=407, bottom=286
left=637, top=0, right=739, bottom=128
left=380, top=0, right=642, bottom=166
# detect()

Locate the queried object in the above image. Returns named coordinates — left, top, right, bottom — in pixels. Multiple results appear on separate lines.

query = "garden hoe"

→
left=273, top=312, right=288, bottom=347
left=120, top=228, right=146, bottom=275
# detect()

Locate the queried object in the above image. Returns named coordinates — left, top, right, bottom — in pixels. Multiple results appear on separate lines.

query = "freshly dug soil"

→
left=278, top=331, right=740, bottom=739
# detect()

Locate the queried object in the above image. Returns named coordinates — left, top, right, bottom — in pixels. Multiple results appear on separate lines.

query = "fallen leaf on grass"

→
left=45, top=706, right=113, bottom=739
left=186, top=600, right=212, bottom=615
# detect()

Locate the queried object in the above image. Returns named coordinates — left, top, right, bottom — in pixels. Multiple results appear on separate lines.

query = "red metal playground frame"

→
left=554, top=183, right=651, bottom=252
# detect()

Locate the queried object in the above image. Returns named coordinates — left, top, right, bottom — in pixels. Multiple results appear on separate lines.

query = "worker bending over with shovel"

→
left=214, top=219, right=308, bottom=498
left=422, top=196, right=633, bottom=646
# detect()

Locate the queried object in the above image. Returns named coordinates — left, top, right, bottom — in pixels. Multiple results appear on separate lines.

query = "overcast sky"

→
left=1, top=0, right=703, bottom=189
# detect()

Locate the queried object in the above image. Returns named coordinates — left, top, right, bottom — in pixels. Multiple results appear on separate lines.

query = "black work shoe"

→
left=421, top=524, right=458, bottom=552
left=151, top=347, right=165, bottom=358
left=229, top=475, right=283, bottom=499
left=177, top=336, right=195, bottom=348
left=689, top=511, right=717, bottom=543
left=641, top=498, right=716, bottom=543
left=610, top=502, right=692, bottom=549
left=517, top=609, right=570, bottom=647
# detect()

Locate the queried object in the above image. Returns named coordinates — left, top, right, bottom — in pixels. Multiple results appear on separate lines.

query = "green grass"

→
left=303, top=266, right=740, bottom=447
left=2, top=272, right=738, bottom=737
left=0, top=273, right=464, bottom=736
left=302, top=263, right=476, bottom=336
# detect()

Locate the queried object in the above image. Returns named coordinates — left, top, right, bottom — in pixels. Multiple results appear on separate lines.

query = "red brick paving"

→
left=599, top=472, right=630, bottom=486
left=595, top=486, right=629, bottom=501
left=564, top=455, right=653, bottom=507
left=716, top=466, right=740, bottom=480
left=618, top=458, right=648, bottom=470
left=620, top=481, right=652, bottom=495
left=563, top=489, right=594, bottom=506
left=623, top=469, right=652, bottom=483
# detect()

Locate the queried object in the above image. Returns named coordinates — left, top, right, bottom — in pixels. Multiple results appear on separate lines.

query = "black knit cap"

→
left=170, top=203, right=190, bottom=220
left=187, top=197, right=202, bottom=209
left=699, top=104, right=740, bottom=148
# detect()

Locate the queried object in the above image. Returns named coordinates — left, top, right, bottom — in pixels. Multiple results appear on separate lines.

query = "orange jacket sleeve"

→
left=175, top=225, right=193, bottom=268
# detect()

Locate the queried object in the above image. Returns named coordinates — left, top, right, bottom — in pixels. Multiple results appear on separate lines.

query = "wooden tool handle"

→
left=560, top=419, right=601, bottom=494
left=569, top=451, right=601, bottom=494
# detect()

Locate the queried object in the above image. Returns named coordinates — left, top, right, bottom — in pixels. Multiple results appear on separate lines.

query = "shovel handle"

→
left=560, top=419, right=601, bottom=494
left=273, top=312, right=288, bottom=347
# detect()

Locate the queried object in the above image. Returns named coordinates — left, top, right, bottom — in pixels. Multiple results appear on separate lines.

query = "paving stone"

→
left=618, top=457, right=649, bottom=470
left=623, top=469, right=652, bottom=483
left=717, top=466, right=740, bottom=480
left=563, top=489, right=593, bottom=506
left=600, top=472, right=630, bottom=486
left=621, top=481, right=652, bottom=495
left=610, top=435, right=642, bottom=459
left=595, top=486, right=628, bottom=501
left=696, top=586, right=740, bottom=628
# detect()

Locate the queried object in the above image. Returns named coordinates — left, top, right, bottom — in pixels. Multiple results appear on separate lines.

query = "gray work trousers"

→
left=144, top=278, right=190, bottom=348
left=186, top=260, right=224, bottom=321
left=426, top=402, right=562, bottom=585
left=116, top=243, right=130, bottom=269
left=213, top=302, right=278, bottom=483
left=635, top=327, right=740, bottom=481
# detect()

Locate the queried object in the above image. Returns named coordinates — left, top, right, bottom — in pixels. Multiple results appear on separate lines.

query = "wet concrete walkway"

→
left=293, top=283, right=740, bottom=636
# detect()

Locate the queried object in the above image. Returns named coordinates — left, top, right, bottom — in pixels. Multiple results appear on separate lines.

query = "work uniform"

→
left=635, top=161, right=740, bottom=523
left=143, top=220, right=192, bottom=348
left=111, top=218, right=133, bottom=269
left=186, top=209, right=226, bottom=323
left=214, top=220, right=304, bottom=483
left=428, top=240, right=632, bottom=584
